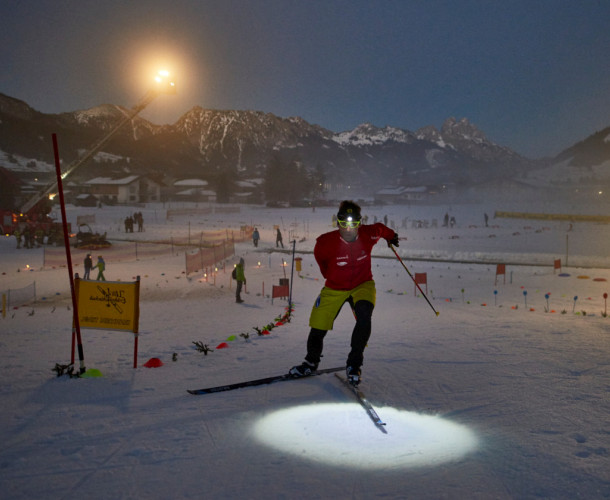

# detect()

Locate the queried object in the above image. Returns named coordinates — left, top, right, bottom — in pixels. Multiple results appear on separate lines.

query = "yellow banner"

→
left=494, top=211, right=610, bottom=223
left=75, top=278, right=140, bottom=332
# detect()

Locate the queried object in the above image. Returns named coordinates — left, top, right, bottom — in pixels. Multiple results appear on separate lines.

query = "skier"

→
left=276, top=227, right=284, bottom=248
left=252, top=227, right=260, bottom=247
left=95, top=255, right=106, bottom=281
left=234, top=258, right=246, bottom=303
left=289, top=200, right=399, bottom=385
left=83, top=254, right=93, bottom=280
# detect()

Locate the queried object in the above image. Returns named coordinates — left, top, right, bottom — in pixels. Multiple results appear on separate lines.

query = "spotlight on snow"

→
left=252, top=403, right=478, bottom=470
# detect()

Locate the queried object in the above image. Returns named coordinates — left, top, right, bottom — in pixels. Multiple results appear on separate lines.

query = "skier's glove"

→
left=387, top=232, right=399, bottom=248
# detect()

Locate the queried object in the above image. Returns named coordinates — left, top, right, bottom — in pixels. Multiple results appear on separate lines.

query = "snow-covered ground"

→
left=1, top=201, right=610, bottom=499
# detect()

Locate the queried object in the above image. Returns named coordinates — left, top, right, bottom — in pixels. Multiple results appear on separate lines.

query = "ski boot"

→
left=346, top=366, right=361, bottom=386
left=289, top=360, right=317, bottom=378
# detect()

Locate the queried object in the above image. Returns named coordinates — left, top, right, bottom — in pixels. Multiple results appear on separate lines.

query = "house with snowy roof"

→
left=375, top=186, right=432, bottom=204
left=171, top=178, right=216, bottom=202
left=84, top=175, right=161, bottom=204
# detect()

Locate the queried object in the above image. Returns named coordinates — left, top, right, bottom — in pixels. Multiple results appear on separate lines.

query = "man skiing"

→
left=289, top=200, right=399, bottom=385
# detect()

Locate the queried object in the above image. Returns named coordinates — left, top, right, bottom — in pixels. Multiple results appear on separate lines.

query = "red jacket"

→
left=314, top=223, right=395, bottom=290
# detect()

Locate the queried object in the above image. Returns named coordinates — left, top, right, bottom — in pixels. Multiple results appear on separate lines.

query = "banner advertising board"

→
left=75, top=278, right=140, bottom=333
left=494, top=211, right=610, bottom=223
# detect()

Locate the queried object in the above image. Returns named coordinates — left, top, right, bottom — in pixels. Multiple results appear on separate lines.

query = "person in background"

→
left=289, top=200, right=399, bottom=385
left=252, top=227, right=260, bottom=247
left=83, top=254, right=93, bottom=280
left=234, top=258, right=246, bottom=303
left=14, top=227, right=21, bottom=249
left=276, top=227, right=284, bottom=248
left=96, top=255, right=106, bottom=281
left=23, top=226, right=32, bottom=249
left=135, top=212, right=144, bottom=232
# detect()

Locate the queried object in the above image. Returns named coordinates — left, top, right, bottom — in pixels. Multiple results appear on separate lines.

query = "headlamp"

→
left=337, top=215, right=361, bottom=228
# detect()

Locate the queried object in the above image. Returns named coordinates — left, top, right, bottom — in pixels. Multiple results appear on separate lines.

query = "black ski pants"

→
left=305, top=298, right=374, bottom=369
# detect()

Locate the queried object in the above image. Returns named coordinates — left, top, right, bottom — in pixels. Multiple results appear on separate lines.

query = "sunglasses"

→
left=337, top=218, right=361, bottom=228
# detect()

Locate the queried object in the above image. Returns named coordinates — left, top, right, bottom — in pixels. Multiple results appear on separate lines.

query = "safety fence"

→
left=2, top=282, right=36, bottom=310
left=173, top=228, right=239, bottom=246
left=42, top=241, right=176, bottom=268
left=166, top=205, right=241, bottom=219
left=76, top=214, right=96, bottom=225
left=184, top=226, right=254, bottom=275
left=185, top=241, right=235, bottom=275
left=42, top=226, right=254, bottom=269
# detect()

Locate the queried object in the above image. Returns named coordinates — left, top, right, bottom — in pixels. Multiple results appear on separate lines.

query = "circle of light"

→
left=252, top=403, right=479, bottom=470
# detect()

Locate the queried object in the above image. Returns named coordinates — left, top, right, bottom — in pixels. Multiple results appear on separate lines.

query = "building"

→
left=172, top=179, right=216, bottom=202
left=375, top=186, right=431, bottom=204
left=84, top=176, right=161, bottom=204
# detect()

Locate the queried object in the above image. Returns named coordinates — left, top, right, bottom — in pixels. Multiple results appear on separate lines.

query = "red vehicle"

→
left=0, top=209, right=18, bottom=235
left=1, top=201, right=70, bottom=246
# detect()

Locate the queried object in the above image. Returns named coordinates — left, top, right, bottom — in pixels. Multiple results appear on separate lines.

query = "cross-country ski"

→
left=187, top=366, right=343, bottom=395
left=335, top=373, right=388, bottom=434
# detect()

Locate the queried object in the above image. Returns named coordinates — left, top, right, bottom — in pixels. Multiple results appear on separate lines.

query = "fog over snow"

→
left=1, top=200, right=609, bottom=499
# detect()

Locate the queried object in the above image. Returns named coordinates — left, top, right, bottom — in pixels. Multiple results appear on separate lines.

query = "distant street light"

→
left=21, top=70, right=176, bottom=214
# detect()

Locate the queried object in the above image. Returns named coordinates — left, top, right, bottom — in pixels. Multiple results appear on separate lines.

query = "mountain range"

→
left=1, top=92, right=609, bottom=200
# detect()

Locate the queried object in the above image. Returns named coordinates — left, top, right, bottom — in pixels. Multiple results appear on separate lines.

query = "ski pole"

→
left=389, top=244, right=439, bottom=316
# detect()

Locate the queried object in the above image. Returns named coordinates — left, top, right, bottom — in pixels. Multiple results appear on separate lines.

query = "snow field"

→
left=1, top=202, right=609, bottom=498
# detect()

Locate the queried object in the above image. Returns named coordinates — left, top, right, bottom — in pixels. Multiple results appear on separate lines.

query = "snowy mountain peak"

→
left=72, top=104, right=130, bottom=124
left=333, top=122, right=415, bottom=146
left=441, top=117, right=488, bottom=144
left=176, top=106, right=331, bottom=140
left=0, top=93, right=543, bottom=194
left=415, top=125, right=440, bottom=140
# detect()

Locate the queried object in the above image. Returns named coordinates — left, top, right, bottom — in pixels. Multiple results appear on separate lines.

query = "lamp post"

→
left=21, top=71, right=176, bottom=214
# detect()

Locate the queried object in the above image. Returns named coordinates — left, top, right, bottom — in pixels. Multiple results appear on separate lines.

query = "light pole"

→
left=21, top=71, right=176, bottom=214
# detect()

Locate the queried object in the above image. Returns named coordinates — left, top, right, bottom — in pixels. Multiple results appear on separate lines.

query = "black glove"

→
left=387, top=232, right=399, bottom=247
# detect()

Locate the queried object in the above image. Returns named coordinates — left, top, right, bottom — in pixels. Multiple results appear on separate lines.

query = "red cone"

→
left=143, top=357, right=163, bottom=368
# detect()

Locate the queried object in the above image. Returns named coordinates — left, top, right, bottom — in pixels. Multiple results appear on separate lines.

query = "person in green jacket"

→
left=96, top=255, right=106, bottom=281
left=234, top=258, right=246, bottom=303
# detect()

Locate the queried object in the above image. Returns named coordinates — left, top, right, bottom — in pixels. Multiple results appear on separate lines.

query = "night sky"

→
left=1, top=0, right=609, bottom=158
